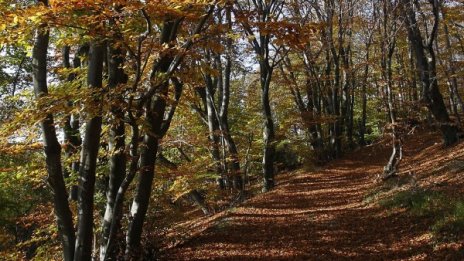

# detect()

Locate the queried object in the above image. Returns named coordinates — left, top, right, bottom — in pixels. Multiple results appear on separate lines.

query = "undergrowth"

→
left=380, top=189, right=464, bottom=243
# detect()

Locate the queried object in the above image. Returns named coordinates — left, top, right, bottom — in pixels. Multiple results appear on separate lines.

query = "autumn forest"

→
left=1, top=0, right=464, bottom=260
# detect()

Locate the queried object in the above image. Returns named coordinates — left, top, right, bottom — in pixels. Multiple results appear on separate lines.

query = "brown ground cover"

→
left=159, top=129, right=464, bottom=260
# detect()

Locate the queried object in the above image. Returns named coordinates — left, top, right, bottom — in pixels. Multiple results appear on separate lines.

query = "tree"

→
left=31, top=1, right=75, bottom=260
left=401, top=0, right=459, bottom=145
left=234, top=0, right=287, bottom=191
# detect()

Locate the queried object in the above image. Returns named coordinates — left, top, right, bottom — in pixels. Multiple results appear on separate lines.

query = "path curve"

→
left=161, top=137, right=457, bottom=260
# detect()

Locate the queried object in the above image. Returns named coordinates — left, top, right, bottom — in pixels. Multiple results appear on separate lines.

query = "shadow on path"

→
left=160, top=138, right=463, bottom=260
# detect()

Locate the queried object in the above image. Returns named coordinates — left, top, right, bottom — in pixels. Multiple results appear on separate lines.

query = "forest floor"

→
left=158, top=128, right=464, bottom=260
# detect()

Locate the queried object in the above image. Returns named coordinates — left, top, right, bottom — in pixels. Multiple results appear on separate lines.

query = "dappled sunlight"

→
left=161, top=130, right=464, bottom=260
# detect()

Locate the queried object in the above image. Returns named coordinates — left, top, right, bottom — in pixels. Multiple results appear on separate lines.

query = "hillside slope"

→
left=159, top=129, right=464, bottom=260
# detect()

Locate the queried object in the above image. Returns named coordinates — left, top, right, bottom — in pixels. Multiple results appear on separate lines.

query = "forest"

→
left=0, top=0, right=463, bottom=260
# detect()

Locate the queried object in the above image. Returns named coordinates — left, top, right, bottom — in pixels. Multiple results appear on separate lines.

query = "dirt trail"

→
left=161, top=133, right=462, bottom=260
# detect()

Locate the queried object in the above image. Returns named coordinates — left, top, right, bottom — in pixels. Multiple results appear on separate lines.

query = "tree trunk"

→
left=125, top=84, right=165, bottom=258
left=100, top=44, right=127, bottom=260
left=435, top=40, right=462, bottom=126
left=221, top=7, right=242, bottom=192
left=379, top=0, right=402, bottom=178
left=441, top=8, right=464, bottom=115
left=32, top=5, right=75, bottom=259
left=402, top=0, right=458, bottom=146
left=62, top=46, right=81, bottom=177
left=204, top=77, right=223, bottom=175
left=332, top=58, right=342, bottom=159
left=300, top=53, right=326, bottom=161
left=383, top=55, right=402, bottom=178
left=103, top=124, right=140, bottom=261
left=74, top=42, right=105, bottom=261
left=305, top=81, right=325, bottom=161
left=124, top=8, right=213, bottom=254
left=125, top=20, right=178, bottom=258
left=359, top=41, right=371, bottom=146
left=261, top=64, right=275, bottom=192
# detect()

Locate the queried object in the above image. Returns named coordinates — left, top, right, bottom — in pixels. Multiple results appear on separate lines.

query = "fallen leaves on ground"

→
left=158, top=129, right=464, bottom=260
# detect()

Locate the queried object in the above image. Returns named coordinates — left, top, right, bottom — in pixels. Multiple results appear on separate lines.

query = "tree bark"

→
left=221, top=7, right=241, bottom=191
left=204, top=73, right=223, bottom=175
left=32, top=2, right=75, bottom=259
left=103, top=124, right=140, bottom=261
left=125, top=20, right=178, bottom=259
left=441, top=7, right=464, bottom=115
left=402, top=0, right=458, bottom=146
left=261, top=63, right=276, bottom=192
left=62, top=46, right=81, bottom=177
left=359, top=41, right=371, bottom=146
left=100, top=44, right=127, bottom=260
left=124, top=7, right=213, bottom=255
left=125, top=79, right=167, bottom=258
left=74, top=42, right=105, bottom=261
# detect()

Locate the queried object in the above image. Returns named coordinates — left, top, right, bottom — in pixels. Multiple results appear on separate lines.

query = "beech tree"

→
left=234, top=0, right=287, bottom=191
left=401, top=0, right=459, bottom=145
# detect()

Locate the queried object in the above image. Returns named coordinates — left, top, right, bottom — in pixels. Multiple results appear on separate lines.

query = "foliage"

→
left=274, top=139, right=308, bottom=171
left=0, top=151, right=50, bottom=254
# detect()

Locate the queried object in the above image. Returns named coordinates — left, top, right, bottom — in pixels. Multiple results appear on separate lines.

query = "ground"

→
left=158, top=129, right=464, bottom=260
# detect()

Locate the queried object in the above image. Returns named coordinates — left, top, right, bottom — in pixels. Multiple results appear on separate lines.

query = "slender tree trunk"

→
left=235, top=0, right=281, bottom=191
left=62, top=46, right=81, bottom=177
left=124, top=8, right=213, bottom=254
left=221, top=7, right=242, bottom=192
left=261, top=63, right=275, bottom=192
left=125, top=129, right=159, bottom=258
left=103, top=124, right=140, bottom=261
left=301, top=53, right=325, bottom=160
left=383, top=52, right=402, bottom=178
left=441, top=9, right=464, bottom=114
left=194, top=83, right=222, bottom=177
left=378, top=0, right=402, bottom=178
left=359, top=42, right=371, bottom=146
left=125, top=81, right=166, bottom=258
left=204, top=78, right=223, bottom=175
left=125, top=20, right=178, bottom=258
left=333, top=58, right=342, bottom=158
left=435, top=40, right=462, bottom=126
left=408, top=43, right=419, bottom=102
left=74, top=42, right=105, bottom=261
left=32, top=4, right=75, bottom=259
left=342, top=47, right=354, bottom=149
left=306, top=81, right=325, bottom=161
left=100, top=44, right=127, bottom=260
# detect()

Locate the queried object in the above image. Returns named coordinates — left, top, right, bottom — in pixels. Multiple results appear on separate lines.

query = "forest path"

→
left=160, top=134, right=449, bottom=260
